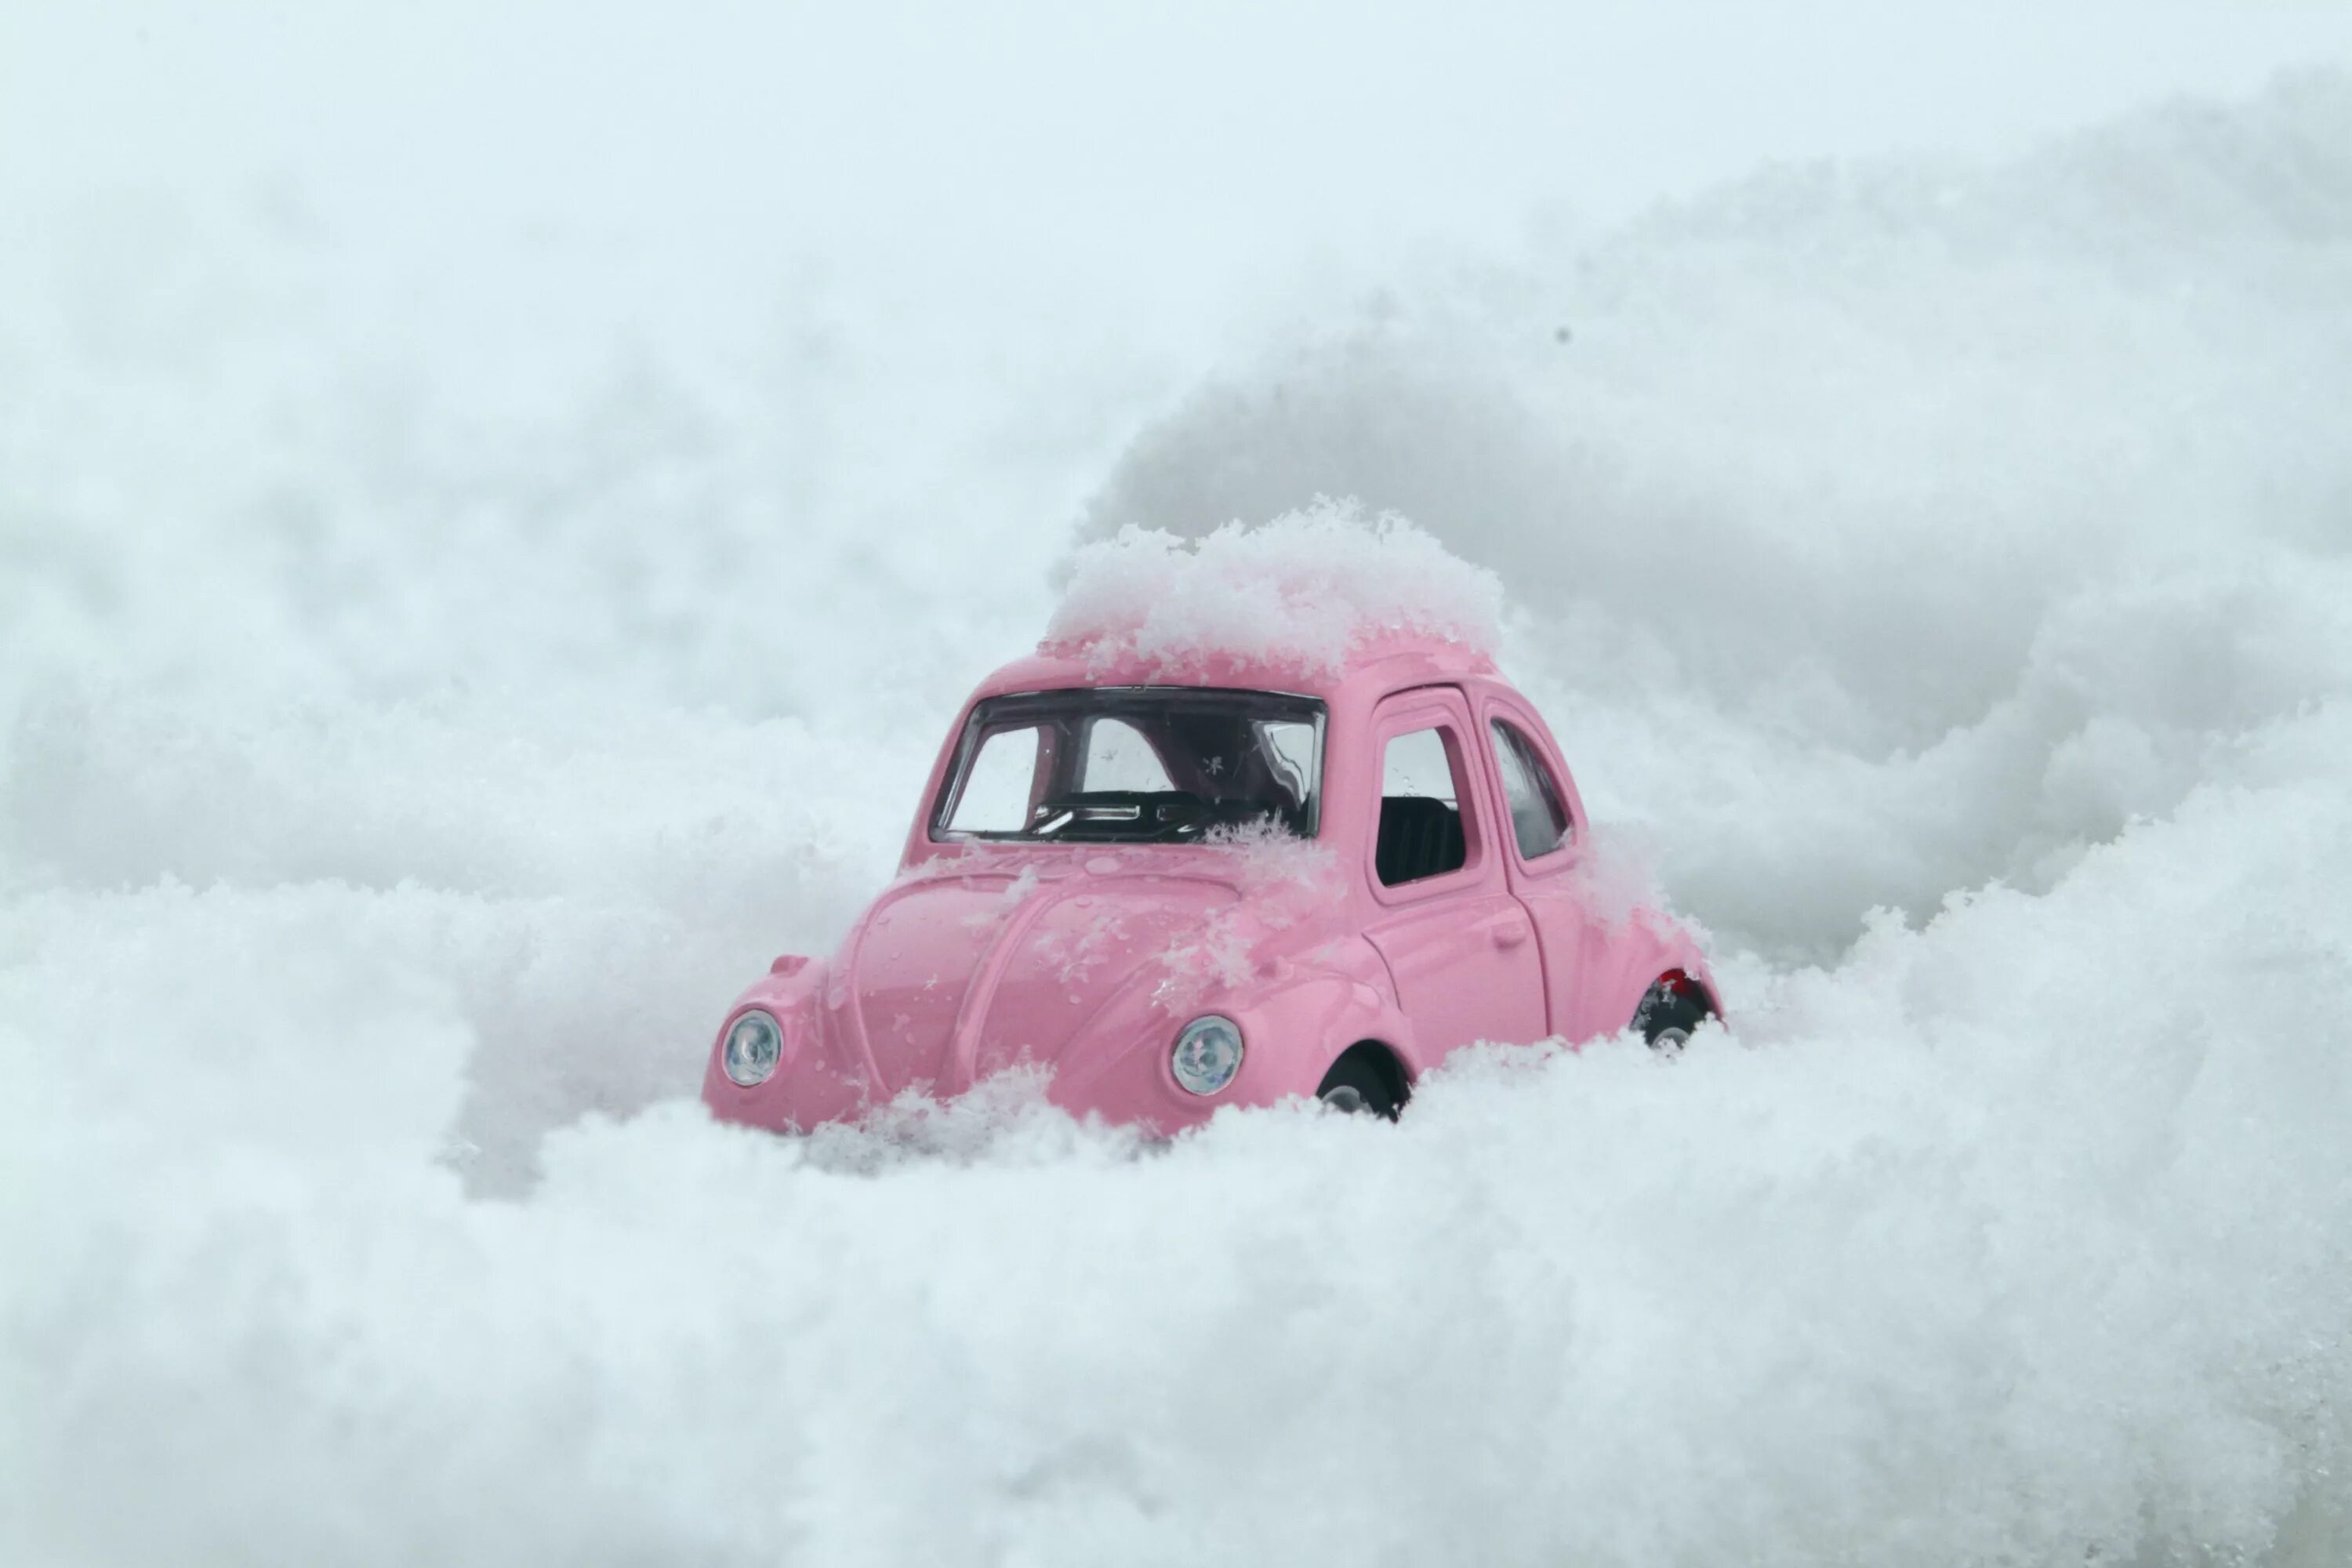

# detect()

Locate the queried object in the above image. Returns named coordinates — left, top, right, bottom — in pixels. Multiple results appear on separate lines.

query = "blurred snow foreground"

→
left=5, top=74, right=2352, bottom=1568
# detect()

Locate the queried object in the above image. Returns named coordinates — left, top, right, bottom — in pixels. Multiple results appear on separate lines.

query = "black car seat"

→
left=1376, top=796, right=1466, bottom=884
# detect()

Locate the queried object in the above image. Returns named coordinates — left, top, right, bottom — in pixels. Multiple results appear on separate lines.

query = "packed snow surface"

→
left=7, top=69, right=2352, bottom=1568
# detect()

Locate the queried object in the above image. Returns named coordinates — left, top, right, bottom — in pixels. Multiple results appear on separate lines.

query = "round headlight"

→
left=721, top=1008, right=784, bottom=1087
left=1171, top=1014, right=1244, bottom=1097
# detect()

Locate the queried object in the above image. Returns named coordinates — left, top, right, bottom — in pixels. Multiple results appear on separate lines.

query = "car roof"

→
left=971, top=633, right=1502, bottom=706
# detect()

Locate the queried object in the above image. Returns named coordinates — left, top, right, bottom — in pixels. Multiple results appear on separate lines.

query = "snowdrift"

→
left=5, top=72, right=2352, bottom=1568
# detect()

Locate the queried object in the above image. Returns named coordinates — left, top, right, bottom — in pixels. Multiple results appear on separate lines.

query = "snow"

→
left=1044, top=503, right=1505, bottom=677
left=1200, top=815, right=1341, bottom=902
left=6, top=39, right=2352, bottom=1568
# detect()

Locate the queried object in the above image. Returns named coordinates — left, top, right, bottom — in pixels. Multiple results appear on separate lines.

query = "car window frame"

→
left=1363, top=687, right=1501, bottom=907
left=928, top=685, right=1330, bottom=844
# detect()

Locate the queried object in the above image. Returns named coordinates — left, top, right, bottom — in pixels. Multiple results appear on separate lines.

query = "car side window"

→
left=1377, top=727, right=1469, bottom=885
left=946, top=724, right=1042, bottom=833
left=1490, top=720, right=1570, bottom=859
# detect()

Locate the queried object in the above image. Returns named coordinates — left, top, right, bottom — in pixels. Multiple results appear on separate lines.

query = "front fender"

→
left=1047, top=937, right=1406, bottom=1131
left=700, top=957, right=876, bottom=1132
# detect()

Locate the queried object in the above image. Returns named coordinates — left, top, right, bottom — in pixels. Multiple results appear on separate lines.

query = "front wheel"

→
left=1316, top=1048, right=1404, bottom=1120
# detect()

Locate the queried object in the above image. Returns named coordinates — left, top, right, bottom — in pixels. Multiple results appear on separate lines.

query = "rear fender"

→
left=1598, top=913, right=1722, bottom=1039
left=1046, top=938, right=1410, bottom=1128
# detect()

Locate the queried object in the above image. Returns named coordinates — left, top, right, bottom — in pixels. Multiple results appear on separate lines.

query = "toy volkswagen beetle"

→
left=702, top=633, right=1718, bottom=1133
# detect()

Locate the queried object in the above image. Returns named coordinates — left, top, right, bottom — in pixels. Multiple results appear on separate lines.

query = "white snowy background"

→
left=5, top=4, right=2351, bottom=1564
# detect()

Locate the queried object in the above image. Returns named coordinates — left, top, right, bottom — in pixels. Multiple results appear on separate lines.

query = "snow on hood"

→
left=1042, top=499, right=1504, bottom=678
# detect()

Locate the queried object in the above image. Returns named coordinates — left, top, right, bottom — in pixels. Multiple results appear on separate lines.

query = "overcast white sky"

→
left=7, top=2, right=2350, bottom=375
left=11, top=3, right=2350, bottom=233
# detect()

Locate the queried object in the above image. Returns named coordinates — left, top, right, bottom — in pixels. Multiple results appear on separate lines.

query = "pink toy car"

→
left=702, top=634, right=1717, bottom=1132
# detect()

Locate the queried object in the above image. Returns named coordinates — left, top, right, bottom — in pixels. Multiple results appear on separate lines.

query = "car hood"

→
left=826, top=848, right=1333, bottom=1098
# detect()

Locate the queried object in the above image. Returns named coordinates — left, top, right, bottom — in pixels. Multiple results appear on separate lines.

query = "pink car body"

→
left=702, top=634, right=1717, bottom=1134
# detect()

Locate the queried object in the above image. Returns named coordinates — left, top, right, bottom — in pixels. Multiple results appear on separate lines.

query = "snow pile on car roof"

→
left=1044, top=500, right=1503, bottom=676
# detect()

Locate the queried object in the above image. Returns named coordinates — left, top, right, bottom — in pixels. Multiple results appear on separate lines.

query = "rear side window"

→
left=1377, top=727, right=1468, bottom=885
left=1490, top=720, right=1570, bottom=859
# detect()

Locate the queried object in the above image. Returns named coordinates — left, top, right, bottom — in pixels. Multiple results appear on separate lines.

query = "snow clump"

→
left=1044, top=499, right=1504, bottom=678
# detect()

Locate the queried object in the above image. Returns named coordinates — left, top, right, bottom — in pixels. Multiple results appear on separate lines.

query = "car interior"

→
left=938, top=691, right=1327, bottom=842
left=1375, top=794, right=1468, bottom=885
left=1374, top=724, right=1472, bottom=886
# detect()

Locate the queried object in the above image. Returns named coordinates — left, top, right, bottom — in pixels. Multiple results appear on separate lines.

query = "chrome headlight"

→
left=1171, top=1014, right=1244, bottom=1096
left=721, top=1008, right=784, bottom=1087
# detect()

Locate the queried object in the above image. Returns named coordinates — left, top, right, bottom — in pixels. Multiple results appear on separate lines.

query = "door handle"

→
left=1493, top=915, right=1531, bottom=949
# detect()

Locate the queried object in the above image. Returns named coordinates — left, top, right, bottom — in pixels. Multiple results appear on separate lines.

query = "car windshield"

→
left=933, top=688, right=1326, bottom=843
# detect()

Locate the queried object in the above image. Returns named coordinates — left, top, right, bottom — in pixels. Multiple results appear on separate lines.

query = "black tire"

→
left=1632, top=971, right=1711, bottom=1053
left=1316, top=1047, right=1404, bottom=1120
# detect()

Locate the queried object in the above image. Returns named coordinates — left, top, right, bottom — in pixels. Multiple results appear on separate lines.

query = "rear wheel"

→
left=1316, top=1046, right=1405, bottom=1120
left=1632, top=971, right=1711, bottom=1054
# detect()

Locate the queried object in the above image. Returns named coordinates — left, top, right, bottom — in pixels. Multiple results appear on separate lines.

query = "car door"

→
left=1359, top=687, right=1548, bottom=1058
left=1474, top=692, right=1613, bottom=1043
